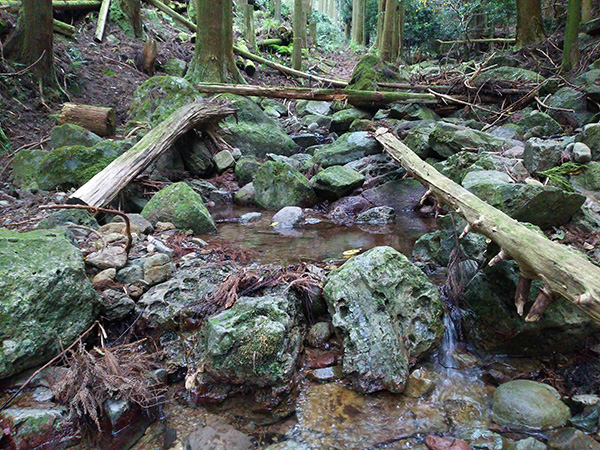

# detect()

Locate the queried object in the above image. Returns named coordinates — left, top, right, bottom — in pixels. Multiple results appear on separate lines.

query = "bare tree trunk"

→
left=243, top=1, right=257, bottom=50
left=274, top=0, right=281, bottom=20
left=375, top=0, right=385, bottom=50
left=561, top=0, right=581, bottom=72
left=581, top=0, right=592, bottom=23
left=186, top=0, right=243, bottom=83
left=515, top=0, right=544, bottom=47
left=4, top=0, right=57, bottom=89
left=398, top=0, right=405, bottom=59
left=292, top=0, right=304, bottom=70
left=351, top=0, right=365, bottom=45
left=378, top=0, right=397, bottom=61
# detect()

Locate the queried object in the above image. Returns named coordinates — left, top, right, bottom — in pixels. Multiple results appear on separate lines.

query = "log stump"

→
left=59, top=103, right=116, bottom=137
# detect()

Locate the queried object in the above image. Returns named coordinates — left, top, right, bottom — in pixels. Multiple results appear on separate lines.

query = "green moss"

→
left=254, top=161, right=316, bottom=210
left=347, top=54, right=403, bottom=92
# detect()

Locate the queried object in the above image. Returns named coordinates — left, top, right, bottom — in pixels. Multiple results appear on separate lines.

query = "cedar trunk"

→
left=515, top=0, right=544, bottom=46
left=351, top=0, right=365, bottom=45
left=561, top=0, right=581, bottom=72
left=378, top=0, right=397, bottom=62
left=4, top=0, right=56, bottom=88
left=581, top=0, right=592, bottom=23
left=186, top=0, right=242, bottom=83
left=292, top=0, right=304, bottom=70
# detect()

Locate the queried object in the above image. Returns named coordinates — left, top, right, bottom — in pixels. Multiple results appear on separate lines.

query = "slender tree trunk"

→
left=352, top=0, right=365, bottom=45
left=274, top=0, right=281, bottom=21
left=398, top=0, right=405, bottom=59
left=4, top=0, right=57, bottom=89
left=561, top=0, right=581, bottom=72
left=186, top=0, right=243, bottom=83
left=581, top=0, right=592, bottom=23
left=244, top=1, right=257, bottom=50
left=378, top=0, right=397, bottom=61
left=375, top=0, right=385, bottom=50
left=515, top=0, right=544, bottom=46
left=292, top=0, right=303, bottom=70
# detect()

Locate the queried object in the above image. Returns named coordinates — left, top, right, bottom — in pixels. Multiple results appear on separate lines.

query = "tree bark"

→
left=59, top=103, right=116, bottom=136
left=94, top=0, right=111, bottom=42
left=273, top=0, right=281, bottom=21
left=292, top=0, right=304, bottom=70
left=351, top=0, right=365, bottom=45
left=116, top=0, right=142, bottom=38
left=378, top=0, right=397, bottom=62
left=581, top=0, right=592, bottom=23
left=4, top=0, right=57, bottom=89
left=375, top=128, right=600, bottom=325
left=561, top=0, right=581, bottom=72
left=515, top=0, right=544, bottom=47
left=243, top=2, right=257, bottom=50
left=194, top=83, right=437, bottom=106
left=0, top=0, right=101, bottom=11
left=186, top=0, right=243, bottom=83
left=69, top=101, right=237, bottom=208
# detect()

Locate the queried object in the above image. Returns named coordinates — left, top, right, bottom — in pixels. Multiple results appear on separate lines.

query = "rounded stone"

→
left=492, top=380, right=571, bottom=430
left=306, top=322, right=332, bottom=348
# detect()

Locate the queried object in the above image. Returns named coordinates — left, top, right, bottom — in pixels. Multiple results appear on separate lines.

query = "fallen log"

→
left=436, top=37, right=515, bottom=45
left=194, top=83, right=437, bottom=106
left=68, top=100, right=236, bottom=208
left=143, top=0, right=348, bottom=88
left=53, top=19, right=76, bottom=37
left=94, top=0, right=111, bottom=42
left=0, top=0, right=101, bottom=10
left=59, top=103, right=116, bottom=137
left=374, top=128, right=600, bottom=325
left=258, top=38, right=284, bottom=48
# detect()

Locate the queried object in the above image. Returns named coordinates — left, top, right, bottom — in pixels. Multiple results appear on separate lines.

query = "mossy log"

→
left=59, top=103, right=116, bottom=137
left=194, top=83, right=437, bottom=107
left=68, top=101, right=237, bottom=208
left=374, top=128, right=600, bottom=325
left=0, top=0, right=101, bottom=10
left=53, top=19, right=76, bottom=36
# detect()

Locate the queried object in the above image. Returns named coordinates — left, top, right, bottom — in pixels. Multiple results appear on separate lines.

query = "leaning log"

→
left=59, top=103, right=116, bottom=137
left=374, top=128, right=600, bottom=325
left=68, top=100, right=237, bottom=208
left=0, top=0, right=101, bottom=11
left=194, top=83, right=437, bottom=107
left=53, top=19, right=76, bottom=37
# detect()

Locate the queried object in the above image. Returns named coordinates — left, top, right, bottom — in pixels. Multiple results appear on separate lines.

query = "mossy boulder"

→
left=429, top=122, right=510, bottom=158
left=434, top=151, right=510, bottom=184
left=186, top=289, right=303, bottom=399
left=235, top=156, right=262, bottom=186
left=162, top=58, right=187, bottom=77
left=311, top=165, right=365, bottom=200
left=221, top=95, right=296, bottom=158
left=390, top=104, right=439, bottom=121
left=50, top=123, right=102, bottom=149
left=515, top=110, right=563, bottom=139
left=12, top=139, right=131, bottom=190
left=581, top=123, right=600, bottom=160
left=347, top=54, right=407, bottom=91
left=329, top=108, right=371, bottom=133
left=141, top=182, right=217, bottom=234
left=37, top=209, right=99, bottom=230
left=0, top=229, right=99, bottom=379
left=296, top=100, right=332, bottom=117
left=128, top=76, right=202, bottom=129
left=523, top=137, right=565, bottom=174
left=473, top=66, right=545, bottom=84
left=546, top=87, right=595, bottom=127
left=323, top=246, right=444, bottom=394
left=571, top=161, right=600, bottom=190
left=313, top=132, right=381, bottom=168
left=254, top=161, right=316, bottom=210
left=402, top=122, right=435, bottom=159
left=462, top=260, right=599, bottom=355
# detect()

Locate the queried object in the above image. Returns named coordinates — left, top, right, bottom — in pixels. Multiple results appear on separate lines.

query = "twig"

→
left=40, top=204, right=132, bottom=253
left=64, top=224, right=107, bottom=249
left=0, top=50, right=46, bottom=77
left=0, top=321, right=99, bottom=412
left=535, top=95, right=575, bottom=113
left=427, top=88, right=498, bottom=114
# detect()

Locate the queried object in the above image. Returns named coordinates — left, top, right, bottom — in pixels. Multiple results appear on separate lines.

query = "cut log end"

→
left=59, top=103, right=116, bottom=137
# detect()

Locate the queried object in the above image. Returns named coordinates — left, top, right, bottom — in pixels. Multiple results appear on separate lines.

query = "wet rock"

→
left=0, top=229, right=99, bottom=379
left=98, top=289, right=135, bottom=321
left=429, top=122, right=510, bottom=158
left=511, top=437, right=548, bottom=450
left=572, top=142, right=593, bottom=163
left=425, top=435, right=472, bottom=450
left=264, top=441, right=312, bottom=450
left=306, top=366, right=343, bottom=382
left=101, top=398, right=152, bottom=450
left=403, top=121, right=435, bottom=158
left=492, top=380, right=571, bottom=430
left=355, top=206, right=396, bottom=225
left=234, top=182, right=256, bottom=206
left=254, top=161, right=316, bottom=210
left=86, top=246, right=128, bottom=270
left=93, top=268, right=117, bottom=284
left=362, top=178, right=427, bottom=214
left=51, top=123, right=102, bottom=149
left=144, top=253, right=173, bottom=286
left=214, top=150, right=235, bottom=173
left=571, top=161, right=600, bottom=190
left=313, top=131, right=381, bottom=168
left=185, top=290, right=303, bottom=403
left=37, top=209, right=99, bottom=230
left=185, top=415, right=253, bottom=450
left=296, top=100, right=332, bottom=117
left=523, top=138, right=565, bottom=173
left=311, top=165, right=365, bottom=200
left=462, top=260, right=599, bottom=355
left=0, top=406, right=79, bottom=449
left=404, top=368, right=436, bottom=398
left=306, top=322, right=332, bottom=348
left=324, top=246, right=444, bottom=393
left=221, top=95, right=296, bottom=158
left=235, top=157, right=261, bottom=186
left=240, top=212, right=262, bottom=223
left=141, top=182, right=217, bottom=234
left=459, top=428, right=508, bottom=450
left=547, top=427, right=600, bottom=450
left=581, top=123, right=600, bottom=160
left=474, top=66, right=545, bottom=84
left=515, top=110, right=562, bottom=139
left=176, top=131, right=215, bottom=177
left=327, top=195, right=373, bottom=224
left=545, top=87, right=594, bottom=127
left=272, top=206, right=304, bottom=229
left=329, top=107, right=371, bottom=133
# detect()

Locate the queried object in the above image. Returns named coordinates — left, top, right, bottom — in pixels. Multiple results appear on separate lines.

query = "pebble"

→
left=92, top=268, right=117, bottom=284
left=155, top=222, right=176, bottom=232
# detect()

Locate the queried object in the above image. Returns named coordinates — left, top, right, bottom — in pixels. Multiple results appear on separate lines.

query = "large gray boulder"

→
left=141, top=182, right=217, bottom=234
left=323, top=246, right=444, bottom=394
left=462, top=260, right=599, bottom=355
left=492, top=380, right=571, bottom=430
left=429, top=122, right=510, bottom=158
left=523, top=137, right=565, bottom=173
left=253, top=161, right=316, bottom=210
left=546, top=87, right=594, bottom=127
left=221, top=95, right=296, bottom=158
left=0, top=229, right=99, bottom=379
left=51, top=123, right=102, bottom=149
left=313, top=132, right=381, bottom=167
